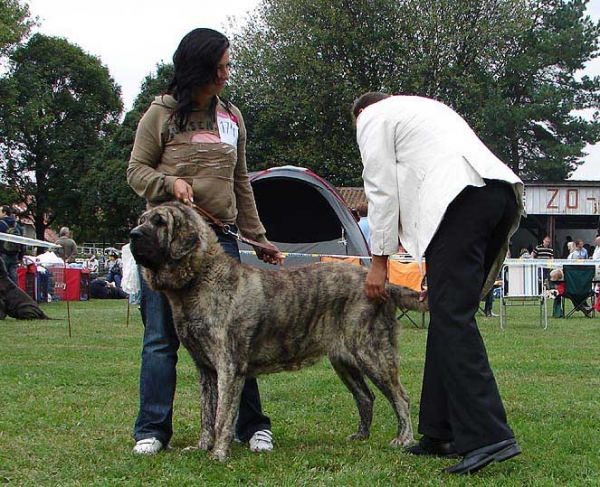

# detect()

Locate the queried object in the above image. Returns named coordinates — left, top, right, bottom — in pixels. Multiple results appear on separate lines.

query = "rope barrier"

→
left=239, top=250, right=372, bottom=260
left=239, top=252, right=600, bottom=267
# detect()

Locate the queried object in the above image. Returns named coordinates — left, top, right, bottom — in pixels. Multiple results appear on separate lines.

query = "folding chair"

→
left=388, top=260, right=428, bottom=328
left=561, top=265, right=595, bottom=319
left=499, top=263, right=548, bottom=329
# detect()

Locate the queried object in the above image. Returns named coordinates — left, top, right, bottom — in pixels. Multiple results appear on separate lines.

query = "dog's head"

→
left=129, top=202, right=219, bottom=290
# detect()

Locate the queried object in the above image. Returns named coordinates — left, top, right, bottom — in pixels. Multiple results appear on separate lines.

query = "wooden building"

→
left=339, top=180, right=600, bottom=256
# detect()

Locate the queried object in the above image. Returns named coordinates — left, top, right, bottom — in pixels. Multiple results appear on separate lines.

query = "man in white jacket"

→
left=353, top=92, right=525, bottom=475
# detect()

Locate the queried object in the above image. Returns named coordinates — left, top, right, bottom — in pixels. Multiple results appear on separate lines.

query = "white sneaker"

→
left=249, top=430, right=273, bottom=453
left=133, top=437, right=167, bottom=455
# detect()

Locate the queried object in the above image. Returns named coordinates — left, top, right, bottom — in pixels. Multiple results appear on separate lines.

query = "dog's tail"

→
left=387, top=284, right=429, bottom=313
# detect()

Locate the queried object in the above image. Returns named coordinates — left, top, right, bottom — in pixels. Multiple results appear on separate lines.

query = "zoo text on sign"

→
left=524, top=186, right=600, bottom=215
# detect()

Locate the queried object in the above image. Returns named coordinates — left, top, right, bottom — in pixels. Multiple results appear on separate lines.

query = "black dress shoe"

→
left=405, top=435, right=458, bottom=458
left=445, top=438, right=521, bottom=475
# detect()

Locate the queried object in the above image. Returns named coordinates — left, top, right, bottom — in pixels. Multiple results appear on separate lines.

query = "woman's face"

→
left=197, top=48, right=231, bottom=98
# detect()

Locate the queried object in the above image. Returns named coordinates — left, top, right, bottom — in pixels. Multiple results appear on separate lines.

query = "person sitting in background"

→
left=566, top=241, right=577, bottom=259
left=105, top=251, right=123, bottom=289
left=90, top=278, right=128, bottom=299
left=55, top=227, right=77, bottom=263
left=84, top=253, right=99, bottom=277
left=519, top=248, right=532, bottom=258
left=561, top=235, right=573, bottom=259
left=569, top=240, right=588, bottom=260
left=549, top=268, right=565, bottom=318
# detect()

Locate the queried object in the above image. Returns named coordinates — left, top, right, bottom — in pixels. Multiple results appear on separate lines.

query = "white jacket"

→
left=357, top=96, right=525, bottom=290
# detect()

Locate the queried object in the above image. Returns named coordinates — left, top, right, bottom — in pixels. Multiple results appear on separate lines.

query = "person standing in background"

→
left=532, top=236, right=554, bottom=259
left=0, top=205, right=24, bottom=284
left=55, top=227, right=77, bottom=263
left=357, top=203, right=371, bottom=248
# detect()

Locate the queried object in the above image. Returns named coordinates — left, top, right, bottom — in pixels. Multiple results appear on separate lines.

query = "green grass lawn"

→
left=0, top=300, right=598, bottom=486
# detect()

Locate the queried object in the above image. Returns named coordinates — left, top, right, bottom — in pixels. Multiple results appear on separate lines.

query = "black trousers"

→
left=420, top=181, right=518, bottom=454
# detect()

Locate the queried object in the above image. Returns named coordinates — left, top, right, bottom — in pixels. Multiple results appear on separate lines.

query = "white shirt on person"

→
left=356, top=95, right=525, bottom=262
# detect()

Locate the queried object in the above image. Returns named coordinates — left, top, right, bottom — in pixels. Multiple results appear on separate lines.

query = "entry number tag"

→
left=217, top=112, right=239, bottom=147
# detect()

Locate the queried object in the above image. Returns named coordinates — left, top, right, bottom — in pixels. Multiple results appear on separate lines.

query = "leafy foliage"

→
left=229, top=0, right=406, bottom=185
left=83, top=63, right=175, bottom=244
left=0, top=0, right=34, bottom=58
left=475, top=0, right=600, bottom=179
left=2, top=1, right=600, bottom=246
left=0, top=33, right=122, bottom=240
left=230, top=0, right=600, bottom=184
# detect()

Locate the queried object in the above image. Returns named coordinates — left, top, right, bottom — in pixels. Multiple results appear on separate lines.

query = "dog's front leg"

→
left=211, top=372, right=245, bottom=462
left=197, top=367, right=217, bottom=451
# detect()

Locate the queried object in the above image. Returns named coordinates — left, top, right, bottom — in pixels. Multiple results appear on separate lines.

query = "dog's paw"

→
left=197, top=434, right=214, bottom=451
left=347, top=431, right=369, bottom=441
left=389, top=435, right=414, bottom=447
left=211, top=448, right=230, bottom=462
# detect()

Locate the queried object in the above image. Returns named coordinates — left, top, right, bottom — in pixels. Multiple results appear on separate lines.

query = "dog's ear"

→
left=170, top=232, right=199, bottom=260
left=168, top=207, right=200, bottom=260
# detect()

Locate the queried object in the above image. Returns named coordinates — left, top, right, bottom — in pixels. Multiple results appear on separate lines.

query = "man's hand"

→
left=365, top=254, right=389, bottom=303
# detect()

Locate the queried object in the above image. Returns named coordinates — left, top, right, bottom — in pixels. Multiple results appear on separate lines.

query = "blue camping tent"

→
left=240, top=166, right=370, bottom=267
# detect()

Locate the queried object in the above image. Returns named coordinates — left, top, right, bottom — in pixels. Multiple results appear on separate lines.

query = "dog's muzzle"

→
left=129, top=225, right=167, bottom=270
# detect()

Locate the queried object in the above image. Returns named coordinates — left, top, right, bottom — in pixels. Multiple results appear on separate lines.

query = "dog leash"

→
left=190, top=202, right=281, bottom=258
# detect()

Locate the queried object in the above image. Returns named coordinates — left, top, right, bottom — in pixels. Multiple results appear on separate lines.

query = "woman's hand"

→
left=174, top=178, right=194, bottom=205
left=254, top=242, right=285, bottom=266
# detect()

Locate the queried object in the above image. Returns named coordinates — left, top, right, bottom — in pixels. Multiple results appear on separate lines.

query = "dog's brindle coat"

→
left=130, top=202, right=427, bottom=461
left=0, top=259, right=52, bottom=320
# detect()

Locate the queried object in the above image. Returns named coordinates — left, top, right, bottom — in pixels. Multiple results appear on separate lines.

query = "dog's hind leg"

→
left=212, top=372, right=245, bottom=462
left=354, top=339, right=414, bottom=447
left=330, top=355, right=375, bottom=441
left=197, top=366, right=217, bottom=452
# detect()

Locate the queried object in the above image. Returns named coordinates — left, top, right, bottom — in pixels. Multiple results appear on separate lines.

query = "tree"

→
left=398, top=0, right=600, bottom=180
left=229, top=0, right=406, bottom=185
left=78, top=63, right=173, bottom=245
left=0, top=0, right=34, bottom=58
left=0, top=33, right=122, bottom=241
left=478, top=0, right=600, bottom=179
left=229, top=0, right=600, bottom=184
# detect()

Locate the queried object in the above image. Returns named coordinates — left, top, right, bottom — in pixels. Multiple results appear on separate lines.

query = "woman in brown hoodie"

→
left=128, top=28, right=282, bottom=455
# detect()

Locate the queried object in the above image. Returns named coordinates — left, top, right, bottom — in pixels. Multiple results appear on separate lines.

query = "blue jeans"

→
left=133, top=225, right=271, bottom=445
left=106, top=271, right=122, bottom=289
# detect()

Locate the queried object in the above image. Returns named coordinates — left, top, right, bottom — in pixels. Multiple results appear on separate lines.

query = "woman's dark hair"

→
left=351, top=92, right=392, bottom=119
left=167, top=28, right=230, bottom=130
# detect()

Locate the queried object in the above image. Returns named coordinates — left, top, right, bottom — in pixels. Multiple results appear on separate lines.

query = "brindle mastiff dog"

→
left=0, top=259, right=52, bottom=320
left=130, top=202, right=427, bottom=461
